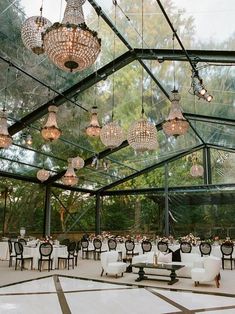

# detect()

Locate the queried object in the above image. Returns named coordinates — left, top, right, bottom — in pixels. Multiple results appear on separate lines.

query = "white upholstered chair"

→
left=191, top=256, right=221, bottom=287
left=100, top=251, right=127, bottom=278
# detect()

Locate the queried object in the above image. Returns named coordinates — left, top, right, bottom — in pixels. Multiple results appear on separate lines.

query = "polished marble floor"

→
left=0, top=275, right=235, bottom=314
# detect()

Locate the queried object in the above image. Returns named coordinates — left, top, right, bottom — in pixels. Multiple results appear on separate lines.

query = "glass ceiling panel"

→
left=191, top=121, right=235, bottom=149
left=210, top=148, right=235, bottom=184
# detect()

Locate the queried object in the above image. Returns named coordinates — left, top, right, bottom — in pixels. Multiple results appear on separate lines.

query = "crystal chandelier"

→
left=190, top=164, right=204, bottom=177
left=0, top=111, right=13, bottom=149
left=37, top=168, right=50, bottom=182
left=62, top=159, right=78, bottom=186
left=163, top=91, right=189, bottom=137
left=86, top=106, right=101, bottom=137
left=72, top=156, right=85, bottom=169
left=41, top=105, right=61, bottom=141
left=42, top=0, right=101, bottom=72
left=21, top=6, right=52, bottom=55
left=127, top=118, right=158, bottom=152
left=0, top=66, right=13, bottom=149
left=100, top=121, right=125, bottom=149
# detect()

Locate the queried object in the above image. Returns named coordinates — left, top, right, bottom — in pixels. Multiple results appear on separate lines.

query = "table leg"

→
left=135, top=267, right=148, bottom=282
left=168, top=269, right=179, bottom=285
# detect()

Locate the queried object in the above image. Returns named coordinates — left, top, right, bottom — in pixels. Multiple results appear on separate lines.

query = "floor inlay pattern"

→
left=0, top=275, right=235, bottom=313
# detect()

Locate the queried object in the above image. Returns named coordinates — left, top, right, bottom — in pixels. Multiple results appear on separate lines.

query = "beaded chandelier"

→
left=41, top=105, right=61, bottom=141
left=100, top=121, right=125, bottom=149
left=21, top=7, right=52, bottom=55
left=42, top=0, right=101, bottom=72
left=190, top=164, right=204, bottom=177
left=37, top=168, right=50, bottom=182
left=163, top=91, right=189, bottom=137
left=0, top=111, right=13, bottom=149
left=72, top=156, right=85, bottom=169
left=86, top=106, right=101, bottom=137
left=127, top=118, right=158, bottom=152
left=62, top=159, right=78, bottom=186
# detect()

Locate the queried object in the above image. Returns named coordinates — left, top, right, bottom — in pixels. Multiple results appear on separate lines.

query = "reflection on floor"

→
left=0, top=276, right=235, bottom=314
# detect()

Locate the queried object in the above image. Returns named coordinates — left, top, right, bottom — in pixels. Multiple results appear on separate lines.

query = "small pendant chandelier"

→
left=72, top=156, right=85, bottom=169
left=100, top=121, right=125, bottom=149
left=190, top=154, right=204, bottom=177
left=42, top=0, right=101, bottom=72
left=41, top=105, right=61, bottom=141
left=0, top=66, right=13, bottom=149
left=100, top=4, right=124, bottom=149
left=86, top=106, right=101, bottom=137
left=21, top=5, right=52, bottom=55
left=62, top=158, right=78, bottom=186
left=163, top=90, right=189, bottom=137
left=37, top=168, right=50, bottom=182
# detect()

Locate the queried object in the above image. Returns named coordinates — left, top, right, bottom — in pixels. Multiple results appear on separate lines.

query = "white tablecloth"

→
left=0, top=242, right=9, bottom=260
left=24, top=245, right=67, bottom=269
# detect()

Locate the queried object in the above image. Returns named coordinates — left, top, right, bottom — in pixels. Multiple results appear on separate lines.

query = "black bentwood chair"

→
left=58, top=241, right=76, bottom=270
left=93, top=238, right=107, bottom=260
left=125, top=240, right=139, bottom=258
left=180, top=241, right=192, bottom=253
left=108, top=238, right=117, bottom=251
left=8, top=239, right=16, bottom=267
left=199, top=242, right=212, bottom=257
left=157, top=241, right=169, bottom=253
left=141, top=240, right=152, bottom=254
left=38, top=242, right=53, bottom=272
left=220, top=242, right=234, bottom=270
left=81, top=239, right=94, bottom=259
left=14, top=242, right=33, bottom=271
left=18, top=238, right=27, bottom=246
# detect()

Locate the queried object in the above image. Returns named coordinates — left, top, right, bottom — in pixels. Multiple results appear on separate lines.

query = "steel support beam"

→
left=95, top=193, right=101, bottom=235
left=203, top=147, right=212, bottom=185
left=101, top=183, right=235, bottom=196
left=185, top=113, right=235, bottom=127
left=134, top=48, right=235, bottom=64
left=164, top=163, right=169, bottom=237
left=43, top=185, right=51, bottom=237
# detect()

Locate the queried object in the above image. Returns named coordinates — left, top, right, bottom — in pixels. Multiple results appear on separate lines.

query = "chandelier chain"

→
left=172, top=33, right=176, bottom=91
left=141, top=0, right=144, bottom=117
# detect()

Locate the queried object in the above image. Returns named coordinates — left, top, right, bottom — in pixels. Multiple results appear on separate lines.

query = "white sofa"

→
left=132, top=251, right=204, bottom=278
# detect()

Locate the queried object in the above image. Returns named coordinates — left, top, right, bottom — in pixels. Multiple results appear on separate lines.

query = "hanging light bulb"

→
left=72, top=156, right=85, bottom=169
left=42, top=0, right=101, bottom=72
left=37, top=168, right=50, bottom=182
left=86, top=106, right=101, bottom=137
left=0, top=111, right=13, bottom=149
left=62, top=158, right=78, bottom=186
left=163, top=90, right=189, bottom=137
left=21, top=6, right=52, bottom=55
left=41, top=105, right=61, bottom=141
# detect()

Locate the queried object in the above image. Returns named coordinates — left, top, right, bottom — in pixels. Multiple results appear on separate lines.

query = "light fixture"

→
left=0, top=66, right=13, bottom=149
left=192, top=71, right=213, bottom=102
left=100, top=121, right=125, bottom=149
left=41, top=105, right=61, bottom=141
left=0, top=111, right=13, bottom=149
left=25, top=134, right=33, bottom=146
left=86, top=106, right=101, bottom=137
left=189, top=153, right=204, bottom=177
left=37, top=168, right=50, bottom=182
left=190, top=164, right=204, bottom=177
left=72, top=156, right=85, bottom=169
left=62, top=158, right=78, bottom=186
left=21, top=5, right=52, bottom=55
left=100, top=2, right=124, bottom=149
left=128, top=0, right=158, bottom=153
left=42, top=0, right=101, bottom=72
left=163, top=90, right=189, bottom=137
left=91, top=155, right=98, bottom=168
